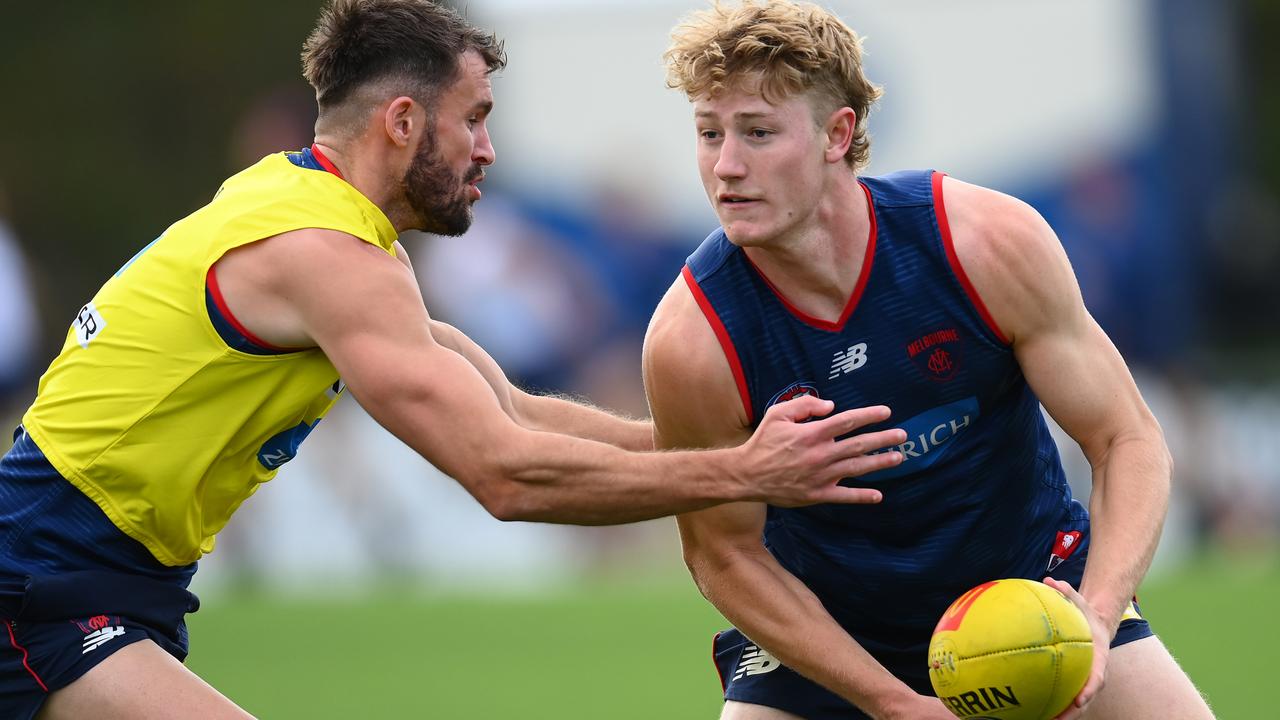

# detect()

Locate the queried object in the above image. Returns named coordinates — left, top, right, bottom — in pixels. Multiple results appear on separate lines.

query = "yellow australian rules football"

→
left=928, top=578, right=1093, bottom=719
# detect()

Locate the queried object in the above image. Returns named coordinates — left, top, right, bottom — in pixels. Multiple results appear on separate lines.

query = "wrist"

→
left=1079, top=587, right=1127, bottom=637
left=710, top=446, right=753, bottom=502
left=864, top=685, right=921, bottom=720
left=633, top=420, right=657, bottom=452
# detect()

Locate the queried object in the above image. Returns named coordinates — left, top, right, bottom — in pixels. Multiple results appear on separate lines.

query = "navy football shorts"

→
left=0, top=572, right=199, bottom=719
left=0, top=427, right=198, bottom=720
left=711, top=527, right=1154, bottom=720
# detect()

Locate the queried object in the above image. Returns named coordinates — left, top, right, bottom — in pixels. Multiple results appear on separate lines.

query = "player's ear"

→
left=384, top=96, right=419, bottom=148
left=823, top=106, right=856, bottom=164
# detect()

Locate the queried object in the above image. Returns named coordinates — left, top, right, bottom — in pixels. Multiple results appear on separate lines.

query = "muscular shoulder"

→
left=939, top=175, right=1085, bottom=344
left=643, top=275, right=750, bottom=449
left=221, top=227, right=398, bottom=276
left=216, top=227, right=422, bottom=348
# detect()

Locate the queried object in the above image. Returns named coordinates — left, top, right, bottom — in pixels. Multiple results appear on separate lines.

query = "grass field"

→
left=186, top=554, right=1273, bottom=719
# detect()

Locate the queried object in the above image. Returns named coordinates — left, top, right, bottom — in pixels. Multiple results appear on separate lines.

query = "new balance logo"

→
left=1046, top=530, right=1083, bottom=571
left=82, top=626, right=126, bottom=654
left=829, top=343, right=868, bottom=379
left=733, top=644, right=781, bottom=680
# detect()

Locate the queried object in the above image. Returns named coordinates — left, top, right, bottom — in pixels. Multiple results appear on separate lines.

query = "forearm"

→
left=443, top=425, right=745, bottom=524
left=429, top=320, right=655, bottom=451
left=1080, top=432, right=1172, bottom=633
left=693, top=551, right=913, bottom=718
left=352, top=343, right=737, bottom=524
left=514, top=391, right=654, bottom=451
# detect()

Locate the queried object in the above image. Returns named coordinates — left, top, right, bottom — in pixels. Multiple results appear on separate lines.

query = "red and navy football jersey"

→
left=683, top=169, right=1084, bottom=637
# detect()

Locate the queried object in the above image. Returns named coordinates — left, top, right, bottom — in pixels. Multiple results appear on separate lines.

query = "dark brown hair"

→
left=302, top=0, right=506, bottom=111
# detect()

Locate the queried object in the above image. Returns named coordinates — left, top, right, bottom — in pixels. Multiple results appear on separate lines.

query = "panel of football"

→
left=928, top=579, right=1092, bottom=720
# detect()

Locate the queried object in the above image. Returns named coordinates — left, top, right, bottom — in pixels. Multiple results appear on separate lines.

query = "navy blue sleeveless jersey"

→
left=683, top=170, right=1083, bottom=639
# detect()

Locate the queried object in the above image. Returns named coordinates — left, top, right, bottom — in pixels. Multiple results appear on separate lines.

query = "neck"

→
left=743, top=175, right=873, bottom=323
left=312, top=139, right=418, bottom=233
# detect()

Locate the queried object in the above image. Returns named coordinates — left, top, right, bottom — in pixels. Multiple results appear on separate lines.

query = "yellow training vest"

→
left=23, top=152, right=397, bottom=566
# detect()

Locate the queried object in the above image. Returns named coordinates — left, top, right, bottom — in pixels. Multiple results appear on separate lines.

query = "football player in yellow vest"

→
left=0, top=2, right=909, bottom=718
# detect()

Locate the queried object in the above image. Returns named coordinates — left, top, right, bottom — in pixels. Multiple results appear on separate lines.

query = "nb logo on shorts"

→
left=82, top=625, right=126, bottom=654
left=734, top=644, right=781, bottom=680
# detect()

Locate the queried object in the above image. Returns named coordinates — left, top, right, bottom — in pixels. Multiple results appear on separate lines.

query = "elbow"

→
left=681, top=544, right=702, bottom=578
left=681, top=542, right=739, bottom=597
left=463, top=450, right=546, bottom=523
left=487, top=493, right=541, bottom=523
left=447, top=448, right=522, bottom=522
left=444, top=425, right=545, bottom=522
left=1150, top=418, right=1175, bottom=488
left=467, top=472, right=533, bottom=522
left=682, top=552, right=717, bottom=600
left=475, top=484, right=520, bottom=522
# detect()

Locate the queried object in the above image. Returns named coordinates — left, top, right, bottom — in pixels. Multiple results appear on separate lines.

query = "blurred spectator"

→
left=1197, top=385, right=1280, bottom=555
left=412, top=190, right=614, bottom=393
left=227, top=85, right=317, bottom=172
left=0, top=186, right=40, bottom=426
left=455, top=178, right=692, bottom=415
left=412, top=181, right=698, bottom=575
left=557, top=179, right=699, bottom=417
left=1204, top=176, right=1280, bottom=354
left=1055, top=156, right=1143, bottom=356
left=1024, top=149, right=1193, bottom=370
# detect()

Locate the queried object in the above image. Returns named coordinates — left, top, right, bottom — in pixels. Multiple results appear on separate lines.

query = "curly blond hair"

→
left=665, top=0, right=882, bottom=171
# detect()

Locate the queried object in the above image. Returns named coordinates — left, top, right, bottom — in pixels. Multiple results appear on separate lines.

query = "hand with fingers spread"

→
left=732, top=395, right=904, bottom=507
left=1043, top=577, right=1111, bottom=720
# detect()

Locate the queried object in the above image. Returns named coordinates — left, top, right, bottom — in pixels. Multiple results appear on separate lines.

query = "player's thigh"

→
left=722, top=700, right=808, bottom=720
left=1083, top=635, right=1214, bottom=720
left=36, top=639, right=255, bottom=720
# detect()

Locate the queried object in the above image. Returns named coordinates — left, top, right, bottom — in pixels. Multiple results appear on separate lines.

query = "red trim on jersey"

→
left=310, top=143, right=345, bottom=179
left=712, top=631, right=728, bottom=691
left=745, top=181, right=877, bottom=333
left=6, top=621, right=48, bottom=693
left=932, top=171, right=1010, bottom=345
left=682, top=265, right=754, bottom=425
left=205, top=266, right=296, bottom=352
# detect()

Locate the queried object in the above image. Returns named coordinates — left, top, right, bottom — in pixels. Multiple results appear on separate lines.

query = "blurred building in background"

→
left=0, top=0, right=1276, bottom=596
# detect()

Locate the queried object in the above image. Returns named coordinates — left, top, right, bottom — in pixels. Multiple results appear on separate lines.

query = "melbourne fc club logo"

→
left=767, top=381, right=820, bottom=409
left=906, top=327, right=963, bottom=382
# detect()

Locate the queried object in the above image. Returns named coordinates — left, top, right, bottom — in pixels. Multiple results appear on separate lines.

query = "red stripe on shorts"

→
left=6, top=621, right=49, bottom=693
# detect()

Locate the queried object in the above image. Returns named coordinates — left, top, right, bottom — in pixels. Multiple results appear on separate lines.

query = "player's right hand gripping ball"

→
left=928, top=579, right=1092, bottom=720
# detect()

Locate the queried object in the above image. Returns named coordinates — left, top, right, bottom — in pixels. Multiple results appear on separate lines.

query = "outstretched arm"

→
left=215, top=228, right=899, bottom=523
left=427, top=319, right=653, bottom=451
left=943, top=176, right=1173, bottom=717
left=644, top=279, right=949, bottom=720
left=399, top=240, right=653, bottom=451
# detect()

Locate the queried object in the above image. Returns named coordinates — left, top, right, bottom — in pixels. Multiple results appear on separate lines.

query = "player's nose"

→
left=714, top=137, right=746, bottom=180
left=474, top=126, right=495, bottom=166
